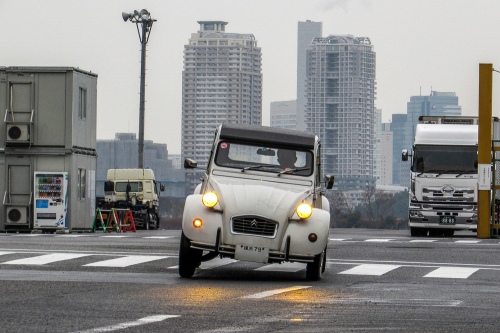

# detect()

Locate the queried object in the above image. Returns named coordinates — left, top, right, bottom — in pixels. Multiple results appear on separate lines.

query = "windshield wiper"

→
left=418, top=169, right=445, bottom=177
left=277, top=167, right=311, bottom=176
left=455, top=170, right=477, bottom=177
left=241, top=165, right=266, bottom=172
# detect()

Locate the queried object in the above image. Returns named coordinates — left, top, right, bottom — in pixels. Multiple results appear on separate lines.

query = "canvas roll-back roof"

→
left=219, top=123, right=316, bottom=149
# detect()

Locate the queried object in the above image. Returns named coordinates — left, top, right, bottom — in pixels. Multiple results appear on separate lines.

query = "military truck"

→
left=101, top=168, right=164, bottom=230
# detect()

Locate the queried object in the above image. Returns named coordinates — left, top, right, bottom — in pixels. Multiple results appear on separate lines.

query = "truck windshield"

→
left=115, top=182, right=143, bottom=192
left=214, top=141, right=313, bottom=176
left=412, top=145, right=477, bottom=174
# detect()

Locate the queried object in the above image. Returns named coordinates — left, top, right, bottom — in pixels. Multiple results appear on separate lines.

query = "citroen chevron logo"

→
left=250, top=219, right=259, bottom=228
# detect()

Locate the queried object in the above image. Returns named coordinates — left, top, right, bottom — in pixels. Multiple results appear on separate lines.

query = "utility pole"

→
left=122, top=9, right=156, bottom=168
left=477, top=63, right=493, bottom=239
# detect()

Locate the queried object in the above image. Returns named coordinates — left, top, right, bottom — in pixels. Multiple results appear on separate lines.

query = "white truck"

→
left=402, top=116, right=482, bottom=237
left=180, top=123, right=334, bottom=280
left=101, top=168, right=164, bottom=230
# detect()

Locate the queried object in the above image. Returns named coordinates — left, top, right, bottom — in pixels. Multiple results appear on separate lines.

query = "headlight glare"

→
left=296, top=202, right=313, bottom=219
left=202, top=192, right=218, bottom=208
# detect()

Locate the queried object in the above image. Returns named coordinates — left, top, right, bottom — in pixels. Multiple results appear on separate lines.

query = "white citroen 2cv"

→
left=180, top=123, right=334, bottom=280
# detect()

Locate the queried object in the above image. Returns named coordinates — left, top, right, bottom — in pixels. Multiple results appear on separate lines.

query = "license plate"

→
left=440, top=216, right=455, bottom=224
left=234, top=245, right=269, bottom=263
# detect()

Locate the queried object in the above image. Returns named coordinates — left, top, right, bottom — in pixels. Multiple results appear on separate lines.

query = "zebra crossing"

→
left=0, top=250, right=496, bottom=280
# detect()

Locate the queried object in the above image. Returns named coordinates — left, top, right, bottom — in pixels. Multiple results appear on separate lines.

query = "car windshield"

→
left=214, top=141, right=313, bottom=176
left=412, top=145, right=477, bottom=174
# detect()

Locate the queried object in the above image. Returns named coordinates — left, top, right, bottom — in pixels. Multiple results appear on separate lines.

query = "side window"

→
left=316, top=144, right=321, bottom=186
left=79, top=87, right=87, bottom=119
left=78, top=168, right=86, bottom=199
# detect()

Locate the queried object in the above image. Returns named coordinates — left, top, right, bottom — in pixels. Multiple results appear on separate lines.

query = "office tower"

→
left=380, top=123, right=393, bottom=186
left=374, top=109, right=382, bottom=185
left=296, top=20, right=322, bottom=131
left=182, top=21, right=262, bottom=192
left=391, top=114, right=407, bottom=186
left=270, top=100, right=297, bottom=130
left=404, top=91, right=462, bottom=152
left=306, top=35, right=376, bottom=191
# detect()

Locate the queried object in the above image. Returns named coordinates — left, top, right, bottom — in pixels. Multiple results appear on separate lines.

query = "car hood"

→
left=209, top=178, right=311, bottom=219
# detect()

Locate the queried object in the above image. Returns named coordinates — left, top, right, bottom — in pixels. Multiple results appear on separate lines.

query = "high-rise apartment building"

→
left=305, top=35, right=376, bottom=191
left=182, top=21, right=262, bottom=192
left=296, top=20, right=322, bottom=131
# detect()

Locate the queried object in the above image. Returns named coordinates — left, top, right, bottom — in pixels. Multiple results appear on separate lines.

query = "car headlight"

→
left=296, top=202, right=313, bottom=219
left=202, top=191, right=218, bottom=208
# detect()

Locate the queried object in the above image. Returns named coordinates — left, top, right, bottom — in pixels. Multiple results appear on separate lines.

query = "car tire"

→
left=306, top=247, right=326, bottom=281
left=178, top=232, right=202, bottom=278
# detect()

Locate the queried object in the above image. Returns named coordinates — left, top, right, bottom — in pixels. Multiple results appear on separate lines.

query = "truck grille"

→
left=422, top=187, right=475, bottom=203
left=231, top=215, right=278, bottom=238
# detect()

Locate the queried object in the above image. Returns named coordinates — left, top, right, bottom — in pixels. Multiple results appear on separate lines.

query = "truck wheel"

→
left=179, top=232, right=202, bottom=278
left=306, top=247, right=326, bottom=281
left=410, top=227, right=426, bottom=237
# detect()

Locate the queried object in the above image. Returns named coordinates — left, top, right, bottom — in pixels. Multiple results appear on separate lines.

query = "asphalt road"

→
left=0, top=228, right=499, bottom=333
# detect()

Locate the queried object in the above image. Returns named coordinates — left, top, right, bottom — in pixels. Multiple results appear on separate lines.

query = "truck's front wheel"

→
left=178, top=232, right=202, bottom=278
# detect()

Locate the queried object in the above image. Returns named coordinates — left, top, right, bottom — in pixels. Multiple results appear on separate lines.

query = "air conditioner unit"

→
left=6, top=206, right=28, bottom=225
left=6, top=124, right=30, bottom=142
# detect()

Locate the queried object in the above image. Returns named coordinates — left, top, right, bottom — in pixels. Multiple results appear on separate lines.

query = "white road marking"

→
left=200, top=258, right=238, bottom=269
left=55, top=234, right=91, bottom=237
left=409, top=239, right=437, bottom=243
left=2, top=253, right=91, bottom=265
left=255, top=262, right=306, bottom=272
left=72, top=315, right=180, bottom=333
left=365, top=239, right=395, bottom=242
left=424, top=267, right=479, bottom=279
left=454, top=240, right=481, bottom=244
left=242, top=286, right=311, bottom=299
left=339, top=264, right=401, bottom=276
left=143, top=236, right=174, bottom=239
left=84, top=255, right=168, bottom=267
left=0, top=252, right=14, bottom=256
left=100, top=235, right=130, bottom=238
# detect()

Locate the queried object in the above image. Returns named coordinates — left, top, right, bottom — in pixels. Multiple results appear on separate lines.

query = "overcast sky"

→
left=2, top=0, right=500, bottom=154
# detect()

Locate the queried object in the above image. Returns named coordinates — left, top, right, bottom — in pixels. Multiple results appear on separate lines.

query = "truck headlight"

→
left=296, top=202, right=313, bottom=219
left=202, top=192, right=218, bottom=208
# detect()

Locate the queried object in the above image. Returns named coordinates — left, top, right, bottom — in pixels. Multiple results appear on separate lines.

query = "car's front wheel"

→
left=178, top=232, right=202, bottom=278
left=306, top=246, right=326, bottom=281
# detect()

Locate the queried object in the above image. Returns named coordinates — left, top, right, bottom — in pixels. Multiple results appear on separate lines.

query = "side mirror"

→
left=325, top=175, right=334, bottom=189
left=184, top=158, right=198, bottom=169
left=160, top=184, right=165, bottom=192
left=402, top=149, right=408, bottom=162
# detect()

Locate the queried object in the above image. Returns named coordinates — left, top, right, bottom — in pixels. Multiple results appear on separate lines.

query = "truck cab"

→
left=180, top=123, right=334, bottom=280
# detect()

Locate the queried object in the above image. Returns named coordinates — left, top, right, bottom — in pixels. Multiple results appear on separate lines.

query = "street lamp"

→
left=122, top=9, right=156, bottom=169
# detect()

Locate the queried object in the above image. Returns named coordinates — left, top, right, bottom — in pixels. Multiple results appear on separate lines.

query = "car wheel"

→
left=306, top=247, right=326, bottom=281
left=178, top=232, right=202, bottom=278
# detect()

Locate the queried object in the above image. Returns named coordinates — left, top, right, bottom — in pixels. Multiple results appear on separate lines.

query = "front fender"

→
left=182, top=194, right=223, bottom=244
left=283, top=208, right=330, bottom=256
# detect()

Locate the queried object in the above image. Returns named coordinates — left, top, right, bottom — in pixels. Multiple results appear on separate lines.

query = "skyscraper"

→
left=404, top=91, right=462, bottom=152
left=305, top=35, right=376, bottom=191
left=296, top=20, right=322, bottom=131
left=181, top=21, right=262, bottom=192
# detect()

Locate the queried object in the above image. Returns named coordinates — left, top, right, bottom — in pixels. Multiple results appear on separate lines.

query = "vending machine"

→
left=33, top=172, right=69, bottom=229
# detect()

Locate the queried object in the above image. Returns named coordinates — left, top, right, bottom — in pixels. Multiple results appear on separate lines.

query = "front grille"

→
left=231, top=215, right=278, bottom=238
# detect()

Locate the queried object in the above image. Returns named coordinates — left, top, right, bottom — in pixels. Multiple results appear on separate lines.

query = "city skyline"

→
left=2, top=0, right=500, bottom=154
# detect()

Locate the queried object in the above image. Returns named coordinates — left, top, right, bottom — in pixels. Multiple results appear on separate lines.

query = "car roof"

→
left=219, top=123, right=316, bottom=149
